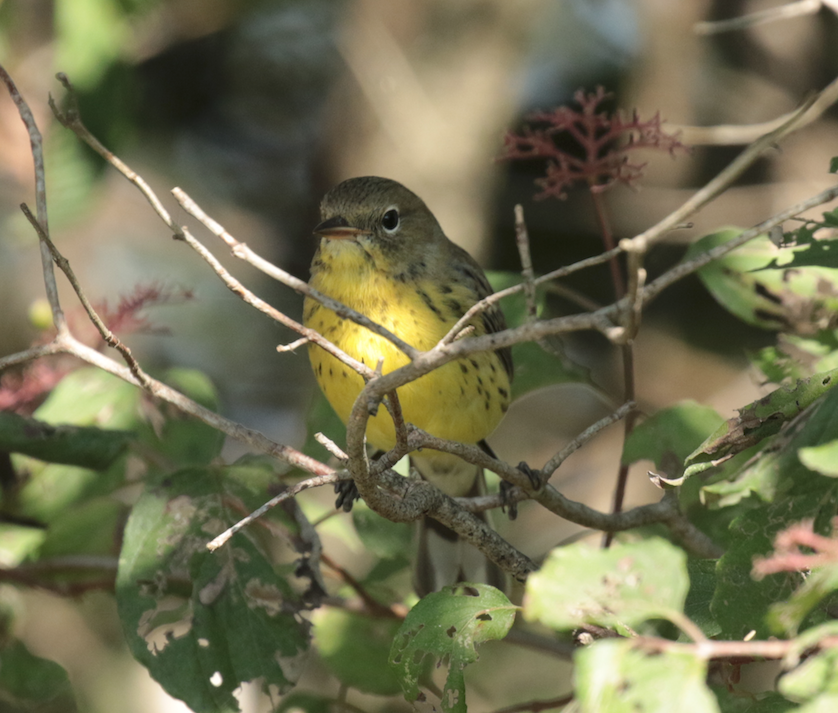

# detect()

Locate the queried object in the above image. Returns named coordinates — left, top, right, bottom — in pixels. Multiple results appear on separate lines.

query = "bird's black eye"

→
left=381, top=208, right=400, bottom=232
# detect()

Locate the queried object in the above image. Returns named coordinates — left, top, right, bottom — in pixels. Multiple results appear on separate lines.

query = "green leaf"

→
left=34, top=367, right=140, bottom=430
left=276, top=692, right=332, bottom=713
left=487, top=271, right=591, bottom=398
left=389, top=584, right=515, bottom=713
left=140, top=368, right=224, bottom=468
left=575, top=639, right=718, bottom=713
left=699, top=384, right=838, bottom=509
left=524, top=538, right=688, bottom=633
left=711, top=489, right=838, bottom=640
left=829, top=157, right=838, bottom=174
left=685, top=229, right=784, bottom=330
left=0, top=639, right=77, bottom=711
left=684, top=558, right=721, bottom=638
left=711, top=687, right=795, bottom=713
left=765, top=239, right=838, bottom=270
left=37, top=496, right=124, bottom=559
left=8, top=367, right=222, bottom=522
left=31, top=367, right=222, bottom=470
left=117, top=467, right=312, bottom=713
left=315, top=609, right=403, bottom=695
left=779, top=648, right=838, bottom=702
left=798, top=440, right=838, bottom=476
left=768, top=564, right=838, bottom=635
left=0, top=411, right=131, bottom=469
left=54, top=0, right=128, bottom=88
left=686, top=229, right=838, bottom=332
left=686, top=368, right=838, bottom=482
left=622, top=401, right=724, bottom=470
left=510, top=339, right=591, bottom=400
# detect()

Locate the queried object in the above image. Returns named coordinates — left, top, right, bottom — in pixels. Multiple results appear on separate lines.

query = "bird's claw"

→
left=334, top=480, right=360, bottom=512
left=518, top=461, right=542, bottom=490
left=499, top=480, right=518, bottom=521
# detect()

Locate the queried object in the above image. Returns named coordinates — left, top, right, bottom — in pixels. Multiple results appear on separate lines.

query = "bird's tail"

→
left=412, top=468, right=506, bottom=597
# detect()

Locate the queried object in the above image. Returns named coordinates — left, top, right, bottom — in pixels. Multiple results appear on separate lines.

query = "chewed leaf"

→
left=685, top=368, right=838, bottom=479
left=117, top=467, right=312, bottom=713
left=389, top=584, right=515, bottom=713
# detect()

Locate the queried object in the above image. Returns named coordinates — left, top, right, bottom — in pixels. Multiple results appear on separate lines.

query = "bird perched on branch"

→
left=303, top=176, right=512, bottom=595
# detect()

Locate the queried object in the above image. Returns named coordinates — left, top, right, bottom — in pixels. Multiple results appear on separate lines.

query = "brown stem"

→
left=604, top=346, right=638, bottom=548
left=588, top=189, right=637, bottom=547
left=589, top=188, right=625, bottom=299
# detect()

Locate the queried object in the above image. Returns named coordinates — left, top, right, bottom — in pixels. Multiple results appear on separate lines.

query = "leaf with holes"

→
left=116, top=466, right=312, bottom=713
left=388, top=584, right=515, bottom=713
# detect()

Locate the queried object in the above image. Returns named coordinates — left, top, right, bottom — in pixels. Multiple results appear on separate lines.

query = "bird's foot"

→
left=499, top=479, right=518, bottom=521
left=334, top=479, right=360, bottom=512
left=517, top=461, right=542, bottom=490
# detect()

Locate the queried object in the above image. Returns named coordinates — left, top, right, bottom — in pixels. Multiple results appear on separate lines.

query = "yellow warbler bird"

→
left=303, top=176, right=512, bottom=594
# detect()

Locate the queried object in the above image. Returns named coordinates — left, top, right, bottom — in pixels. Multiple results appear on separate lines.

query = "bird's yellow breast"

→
left=303, top=240, right=510, bottom=457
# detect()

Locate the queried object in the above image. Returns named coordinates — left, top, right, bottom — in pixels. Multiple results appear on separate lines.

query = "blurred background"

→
left=2, top=0, right=838, bottom=710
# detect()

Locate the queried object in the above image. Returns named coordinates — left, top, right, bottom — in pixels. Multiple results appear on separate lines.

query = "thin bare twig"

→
left=50, top=73, right=182, bottom=235
left=515, top=205, right=538, bottom=322
left=314, top=432, right=349, bottom=461
left=542, top=402, right=635, bottom=477
left=20, top=204, right=151, bottom=387
left=674, top=73, right=838, bottom=146
left=641, top=182, right=838, bottom=304
left=0, top=65, right=66, bottom=332
left=489, top=693, right=573, bottom=713
left=207, top=473, right=345, bottom=551
left=439, top=247, right=622, bottom=348
left=622, top=93, right=819, bottom=254
left=695, top=0, right=823, bottom=35
left=172, top=187, right=420, bottom=362
left=276, top=337, right=309, bottom=353
left=636, top=633, right=838, bottom=661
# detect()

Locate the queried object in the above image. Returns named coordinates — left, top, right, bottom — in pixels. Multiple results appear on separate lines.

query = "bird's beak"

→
left=313, top=216, right=371, bottom=240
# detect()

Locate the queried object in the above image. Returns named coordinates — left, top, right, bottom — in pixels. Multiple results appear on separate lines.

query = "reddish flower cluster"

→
left=501, top=87, right=689, bottom=199
left=0, top=283, right=193, bottom=413
left=752, top=518, right=838, bottom=577
left=93, top=283, right=194, bottom=337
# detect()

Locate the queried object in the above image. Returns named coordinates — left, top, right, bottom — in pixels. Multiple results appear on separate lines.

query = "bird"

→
left=303, top=176, right=512, bottom=595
